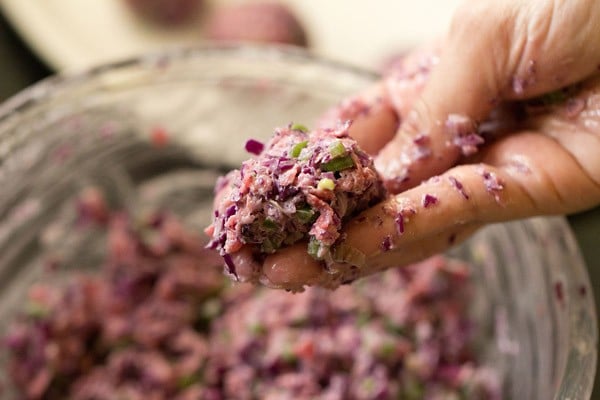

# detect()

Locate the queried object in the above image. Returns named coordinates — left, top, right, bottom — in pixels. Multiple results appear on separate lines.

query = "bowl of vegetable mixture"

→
left=0, top=45, right=595, bottom=399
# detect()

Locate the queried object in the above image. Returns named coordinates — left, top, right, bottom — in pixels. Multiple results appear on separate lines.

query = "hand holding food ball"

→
left=206, top=123, right=385, bottom=290
left=211, top=0, right=600, bottom=290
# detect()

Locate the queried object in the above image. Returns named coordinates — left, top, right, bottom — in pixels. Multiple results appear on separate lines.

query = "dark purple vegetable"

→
left=445, top=114, right=484, bottom=156
left=448, top=176, right=470, bottom=199
left=244, top=139, right=264, bottom=156
left=422, top=193, right=439, bottom=208
left=395, top=213, right=405, bottom=234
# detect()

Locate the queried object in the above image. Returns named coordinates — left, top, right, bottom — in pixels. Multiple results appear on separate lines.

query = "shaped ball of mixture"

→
left=206, top=122, right=385, bottom=281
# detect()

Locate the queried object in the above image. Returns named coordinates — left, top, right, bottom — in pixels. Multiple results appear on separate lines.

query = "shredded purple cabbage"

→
left=422, top=194, right=439, bottom=208
left=395, top=213, right=405, bottom=235
left=244, top=139, right=265, bottom=155
left=4, top=197, right=502, bottom=400
left=448, top=176, right=469, bottom=200
left=381, top=235, right=393, bottom=251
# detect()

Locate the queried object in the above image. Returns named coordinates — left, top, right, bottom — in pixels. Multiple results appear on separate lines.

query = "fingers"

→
left=257, top=130, right=600, bottom=290
left=339, top=164, right=533, bottom=268
left=375, top=3, right=505, bottom=192
left=376, top=0, right=600, bottom=193
left=317, top=82, right=399, bottom=155
left=521, top=74, right=600, bottom=190
left=478, top=131, right=600, bottom=214
left=262, top=243, right=328, bottom=291
left=497, top=0, right=600, bottom=99
left=256, top=162, right=526, bottom=289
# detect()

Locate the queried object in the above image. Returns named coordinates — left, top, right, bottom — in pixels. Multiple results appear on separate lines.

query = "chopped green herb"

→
left=385, top=319, right=407, bottom=336
left=379, top=342, right=396, bottom=358
left=361, top=377, right=375, bottom=393
left=317, top=178, right=335, bottom=191
left=281, top=345, right=297, bottom=363
left=356, top=312, right=371, bottom=327
left=177, top=374, right=199, bottom=390
left=262, top=218, right=279, bottom=230
left=332, top=243, right=366, bottom=267
left=290, top=123, right=309, bottom=132
left=200, top=299, right=222, bottom=319
left=320, top=155, right=354, bottom=172
left=295, top=207, right=316, bottom=224
left=289, top=316, right=308, bottom=328
left=25, top=302, right=49, bottom=319
left=307, top=236, right=322, bottom=259
left=289, top=140, right=308, bottom=158
left=261, top=238, right=279, bottom=253
left=284, top=230, right=305, bottom=245
left=329, top=140, right=347, bottom=158
left=403, top=377, right=425, bottom=400
left=249, top=322, right=266, bottom=335
left=114, top=338, right=134, bottom=350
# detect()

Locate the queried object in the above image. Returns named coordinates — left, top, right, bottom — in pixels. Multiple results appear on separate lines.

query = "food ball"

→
left=206, top=122, right=384, bottom=272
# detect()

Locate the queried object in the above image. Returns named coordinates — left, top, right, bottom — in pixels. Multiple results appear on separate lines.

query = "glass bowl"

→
left=0, top=45, right=596, bottom=399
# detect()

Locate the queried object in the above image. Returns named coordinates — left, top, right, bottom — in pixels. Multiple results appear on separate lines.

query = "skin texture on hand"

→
left=232, top=0, right=600, bottom=290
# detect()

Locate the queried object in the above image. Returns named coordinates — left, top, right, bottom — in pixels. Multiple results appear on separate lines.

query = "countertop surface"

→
left=0, top=9, right=598, bottom=398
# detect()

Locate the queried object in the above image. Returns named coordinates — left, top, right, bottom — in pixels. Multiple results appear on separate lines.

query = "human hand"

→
left=234, top=0, right=600, bottom=290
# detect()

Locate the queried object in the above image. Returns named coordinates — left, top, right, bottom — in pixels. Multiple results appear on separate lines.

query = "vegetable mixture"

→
left=206, top=122, right=385, bottom=283
left=3, top=196, right=501, bottom=400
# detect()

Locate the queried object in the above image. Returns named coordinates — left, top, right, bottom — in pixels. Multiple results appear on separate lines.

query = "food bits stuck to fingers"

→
left=206, top=122, right=386, bottom=285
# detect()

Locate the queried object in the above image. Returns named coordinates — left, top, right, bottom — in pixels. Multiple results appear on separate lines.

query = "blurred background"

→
left=0, top=0, right=597, bottom=396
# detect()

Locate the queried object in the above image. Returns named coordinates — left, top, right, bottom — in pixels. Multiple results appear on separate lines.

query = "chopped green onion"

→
left=262, top=218, right=279, bottom=230
left=114, top=338, right=134, bottom=350
left=320, top=155, right=354, bottom=172
left=200, top=299, right=222, bottom=318
left=249, top=322, right=266, bottom=335
left=329, top=140, right=347, bottom=158
left=177, top=375, right=199, bottom=390
left=25, top=302, right=49, bottom=319
left=290, top=123, right=309, bottom=132
left=295, top=207, right=315, bottom=223
left=289, top=316, right=308, bottom=327
left=284, top=230, right=304, bottom=245
left=307, top=236, right=323, bottom=259
left=379, top=342, right=396, bottom=358
left=361, top=378, right=376, bottom=393
left=403, top=378, right=425, bottom=400
left=357, top=312, right=371, bottom=327
left=332, top=243, right=367, bottom=267
left=317, top=178, right=335, bottom=191
left=385, top=320, right=407, bottom=336
left=281, top=345, right=297, bottom=363
left=261, top=237, right=282, bottom=253
left=289, top=140, right=308, bottom=158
